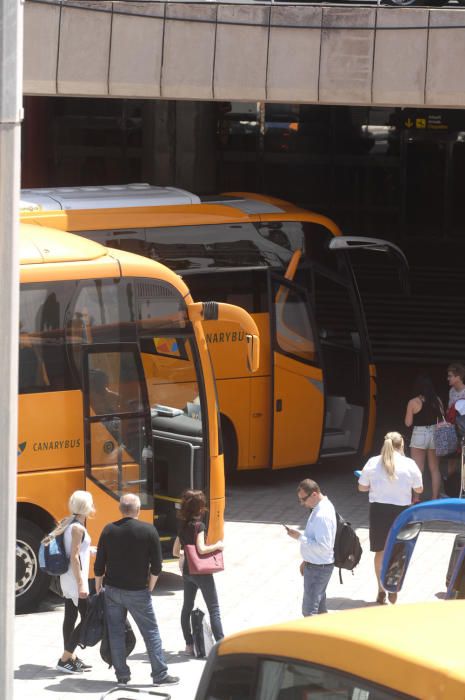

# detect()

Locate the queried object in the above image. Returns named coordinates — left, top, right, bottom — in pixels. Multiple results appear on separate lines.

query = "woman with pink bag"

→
left=172, top=489, right=224, bottom=656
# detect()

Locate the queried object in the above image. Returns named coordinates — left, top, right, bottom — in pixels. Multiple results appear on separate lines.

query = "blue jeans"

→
left=181, top=574, right=224, bottom=645
left=302, top=562, right=334, bottom=617
left=104, top=585, right=168, bottom=682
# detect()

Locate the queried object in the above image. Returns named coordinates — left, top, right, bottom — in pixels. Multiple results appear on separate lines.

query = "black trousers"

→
left=181, top=573, right=224, bottom=645
left=63, top=597, right=88, bottom=654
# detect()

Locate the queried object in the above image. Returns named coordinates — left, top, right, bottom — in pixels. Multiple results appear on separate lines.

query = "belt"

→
left=304, top=561, right=334, bottom=568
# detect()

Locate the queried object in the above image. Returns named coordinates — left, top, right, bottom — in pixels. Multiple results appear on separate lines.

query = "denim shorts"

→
left=410, top=425, right=436, bottom=450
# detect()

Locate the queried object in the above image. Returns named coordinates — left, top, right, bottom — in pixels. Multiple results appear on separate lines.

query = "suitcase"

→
left=446, top=534, right=465, bottom=594
left=190, top=608, right=214, bottom=658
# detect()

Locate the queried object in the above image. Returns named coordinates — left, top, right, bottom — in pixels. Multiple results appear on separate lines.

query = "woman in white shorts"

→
left=404, top=375, right=443, bottom=500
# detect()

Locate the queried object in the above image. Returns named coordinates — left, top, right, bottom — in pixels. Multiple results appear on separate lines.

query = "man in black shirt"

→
left=95, top=493, right=179, bottom=686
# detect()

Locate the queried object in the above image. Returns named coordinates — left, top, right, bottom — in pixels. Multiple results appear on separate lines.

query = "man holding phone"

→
left=286, top=478, right=336, bottom=616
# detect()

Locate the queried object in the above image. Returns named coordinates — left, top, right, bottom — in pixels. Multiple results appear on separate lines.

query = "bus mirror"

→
left=188, top=302, right=260, bottom=373
left=396, top=522, right=422, bottom=541
left=246, top=334, right=259, bottom=373
left=383, top=542, right=408, bottom=590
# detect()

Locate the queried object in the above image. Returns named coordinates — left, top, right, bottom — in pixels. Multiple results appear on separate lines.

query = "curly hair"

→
left=178, top=489, right=207, bottom=522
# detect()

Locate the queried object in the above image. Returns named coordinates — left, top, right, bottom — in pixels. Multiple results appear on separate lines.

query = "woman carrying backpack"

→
left=54, top=490, right=95, bottom=673
left=358, top=432, right=423, bottom=605
left=172, top=489, right=224, bottom=656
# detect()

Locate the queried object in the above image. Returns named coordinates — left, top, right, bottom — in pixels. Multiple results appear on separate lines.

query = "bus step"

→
left=320, top=448, right=358, bottom=458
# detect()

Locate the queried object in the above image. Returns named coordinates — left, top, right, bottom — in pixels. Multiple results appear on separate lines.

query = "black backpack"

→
left=334, top=512, right=362, bottom=583
left=100, top=615, right=136, bottom=668
left=79, top=591, right=105, bottom=648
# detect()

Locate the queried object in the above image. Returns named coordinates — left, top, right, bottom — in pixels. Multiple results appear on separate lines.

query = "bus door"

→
left=309, top=266, right=369, bottom=457
left=269, top=273, right=324, bottom=469
left=82, top=343, right=154, bottom=540
left=323, top=236, right=409, bottom=457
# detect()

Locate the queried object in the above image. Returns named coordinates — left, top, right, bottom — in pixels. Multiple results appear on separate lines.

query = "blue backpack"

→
left=38, top=530, right=70, bottom=576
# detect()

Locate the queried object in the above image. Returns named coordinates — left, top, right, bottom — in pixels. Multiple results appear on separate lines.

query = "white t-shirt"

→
left=359, top=452, right=423, bottom=506
left=449, top=387, right=465, bottom=408
left=60, top=522, right=91, bottom=606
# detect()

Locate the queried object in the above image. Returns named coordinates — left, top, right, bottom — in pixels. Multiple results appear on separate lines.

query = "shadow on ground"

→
left=327, top=597, right=378, bottom=611
left=226, top=458, right=370, bottom=530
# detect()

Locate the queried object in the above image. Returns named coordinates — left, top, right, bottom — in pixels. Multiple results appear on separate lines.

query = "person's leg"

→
left=318, top=590, right=328, bottom=614
left=302, top=564, right=334, bottom=617
left=104, top=586, right=131, bottom=682
left=448, top=457, right=459, bottom=476
left=124, top=589, right=168, bottom=683
left=374, top=550, right=386, bottom=603
left=181, top=576, right=198, bottom=646
left=61, top=598, right=79, bottom=661
left=64, top=598, right=88, bottom=656
left=427, top=448, right=441, bottom=500
left=410, top=447, right=426, bottom=502
left=196, top=575, right=224, bottom=640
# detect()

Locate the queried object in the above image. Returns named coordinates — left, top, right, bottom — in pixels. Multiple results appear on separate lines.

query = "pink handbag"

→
left=184, top=523, right=224, bottom=575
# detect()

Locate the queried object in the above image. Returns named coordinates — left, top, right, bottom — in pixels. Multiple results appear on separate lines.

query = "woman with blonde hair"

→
left=51, top=490, right=95, bottom=673
left=358, top=432, right=423, bottom=605
left=173, top=489, right=224, bottom=655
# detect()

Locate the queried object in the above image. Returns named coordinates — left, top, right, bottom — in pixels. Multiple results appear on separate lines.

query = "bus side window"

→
left=19, top=283, right=78, bottom=393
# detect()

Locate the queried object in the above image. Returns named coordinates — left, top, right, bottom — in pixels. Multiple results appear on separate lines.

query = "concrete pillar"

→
left=175, top=102, right=217, bottom=194
left=142, top=101, right=177, bottom=186
left=141, top=100, right=218, bottom=193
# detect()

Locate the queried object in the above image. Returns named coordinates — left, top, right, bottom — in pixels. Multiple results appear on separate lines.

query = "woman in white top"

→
left=358, top=432, right=423, bottom=605
left=53, top=490, right=95, bottom=674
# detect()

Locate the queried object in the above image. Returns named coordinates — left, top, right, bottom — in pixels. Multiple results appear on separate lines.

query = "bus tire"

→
left=222, top=418, right=238, bottom=477
left=16, top=519, right=50, bottom=612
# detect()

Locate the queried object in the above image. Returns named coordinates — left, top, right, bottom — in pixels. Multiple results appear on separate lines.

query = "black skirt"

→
left=369, top=502, right=408, bottom=552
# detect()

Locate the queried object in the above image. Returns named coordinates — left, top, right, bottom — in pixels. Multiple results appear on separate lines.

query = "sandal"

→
left=376, top=591, right=387, bottom=605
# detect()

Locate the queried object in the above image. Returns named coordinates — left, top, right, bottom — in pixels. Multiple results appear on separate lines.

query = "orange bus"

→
left=21, top=185, right=406, bottom=474
left=16, top=222, right=258, bottom=611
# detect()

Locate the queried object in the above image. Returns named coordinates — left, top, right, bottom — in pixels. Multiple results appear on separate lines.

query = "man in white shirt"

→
left=287, top=479, right=337, bottom=616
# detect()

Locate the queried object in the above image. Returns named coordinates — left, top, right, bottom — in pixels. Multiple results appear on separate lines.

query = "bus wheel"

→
left=16, top=519, right=50, bottom=612
left=222, top=419, right=238, bottom=477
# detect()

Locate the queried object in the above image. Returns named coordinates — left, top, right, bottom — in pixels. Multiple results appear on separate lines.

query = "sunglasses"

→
left=298, top=493, right=313, bottom=503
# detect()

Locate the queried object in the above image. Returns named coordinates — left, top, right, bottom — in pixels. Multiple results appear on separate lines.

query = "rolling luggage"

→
left=190, top=608, right=214, bottom=658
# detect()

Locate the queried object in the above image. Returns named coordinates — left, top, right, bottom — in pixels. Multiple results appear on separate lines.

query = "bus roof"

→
left=20, top=222, right=106, bottom=264
left=216, top=601, right=465, bottom=698
left=20, top=185, right=342, bottom=237
left=20, top=184, right=201, bottom=211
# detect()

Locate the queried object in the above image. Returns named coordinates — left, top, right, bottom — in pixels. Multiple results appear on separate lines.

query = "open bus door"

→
left=269, top=272, right=324, bottom=469
left=82, top=343, right=155, bottom=540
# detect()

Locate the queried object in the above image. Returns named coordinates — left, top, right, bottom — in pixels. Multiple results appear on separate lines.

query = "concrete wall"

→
left=23, top=0, right=465, bottom=107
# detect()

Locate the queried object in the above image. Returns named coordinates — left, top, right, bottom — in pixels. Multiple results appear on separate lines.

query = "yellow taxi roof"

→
left=217, top=601, right=465, bottom=699
left=20, top=222, right=106, bottom=265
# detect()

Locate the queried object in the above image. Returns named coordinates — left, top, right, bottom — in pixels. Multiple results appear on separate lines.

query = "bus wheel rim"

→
left=16, top=540, right=38, bottom=597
